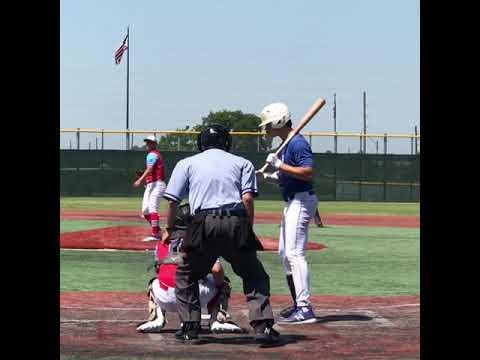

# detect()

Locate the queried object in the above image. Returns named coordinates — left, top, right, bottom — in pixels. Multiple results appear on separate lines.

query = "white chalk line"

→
left=61, top=314, right=212, bottom=323
left=61, top=319, right=145, bottom=323
left=61, top=304, right=418, bottom=325
left=312, top=303, right=420, bottom=312
left=60, top=303, right=419, bottom=312
left=239, top=307, right=401, bottom=328
left=61, top=306, right=145, bottom=311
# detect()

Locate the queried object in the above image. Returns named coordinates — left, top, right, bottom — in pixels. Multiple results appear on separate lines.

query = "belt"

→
left=196, top=208, right=247, bottom=217
left=285, top=190, right=315, bottom=201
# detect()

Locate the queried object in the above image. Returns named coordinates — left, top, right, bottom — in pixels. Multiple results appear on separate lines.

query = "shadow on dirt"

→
left=191, top=333, right=309, bottom=348
left=316, top=314, right=373, bottom=323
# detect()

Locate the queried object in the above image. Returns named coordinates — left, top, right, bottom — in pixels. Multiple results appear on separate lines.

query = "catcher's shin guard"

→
left=136, top=278, right=166, bottom=333
left=207, top=276, right=232, bottom=324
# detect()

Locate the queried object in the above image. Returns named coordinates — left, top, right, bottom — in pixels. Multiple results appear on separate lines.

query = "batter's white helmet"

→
left=259, top=103, right=291, bottom=129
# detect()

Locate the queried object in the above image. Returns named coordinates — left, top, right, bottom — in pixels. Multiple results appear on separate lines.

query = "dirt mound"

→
left=60, top=226, right=327, bottom=251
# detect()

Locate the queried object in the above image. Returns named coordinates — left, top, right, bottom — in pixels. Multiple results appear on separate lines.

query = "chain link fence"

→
left=60, top=149, right=419, bottom=202
left=60, top=129, right=420, bottom=155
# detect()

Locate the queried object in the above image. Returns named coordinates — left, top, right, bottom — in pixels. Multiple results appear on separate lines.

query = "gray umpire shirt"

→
left=163, top=148, right=258, bottom=214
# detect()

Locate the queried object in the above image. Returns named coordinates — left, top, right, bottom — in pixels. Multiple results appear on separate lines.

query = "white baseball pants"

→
left=279, top=191, right=318, bottom=307
left=151, top=275, right=218, bottom=314
left=142, top=180, right=166, bottom=215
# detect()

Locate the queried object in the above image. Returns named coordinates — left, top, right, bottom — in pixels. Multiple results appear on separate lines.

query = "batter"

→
left=257, top=102, right=318, bottom=324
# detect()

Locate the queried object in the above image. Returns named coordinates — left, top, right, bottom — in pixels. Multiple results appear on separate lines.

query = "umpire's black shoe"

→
left=253, top=321, right=280, bottom=344
left=175, top=321, right=201, bottom=344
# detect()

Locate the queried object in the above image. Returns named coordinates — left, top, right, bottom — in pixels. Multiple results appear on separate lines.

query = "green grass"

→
left=61, top=197, right=419, bottom=216
left=253, top=223, right=419, bottom=244
left=60, top=220, right=143, bottom=233
left=61, top=225, right=419, bottom=296
left=61, top=197, right=146, bottom=211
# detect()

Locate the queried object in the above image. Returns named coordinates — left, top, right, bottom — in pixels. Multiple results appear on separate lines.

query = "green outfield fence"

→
left=60, top=150, right=419, bottom=202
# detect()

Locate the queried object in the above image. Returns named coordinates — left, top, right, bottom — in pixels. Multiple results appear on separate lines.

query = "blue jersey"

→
left=163, top=148, right=258, bottom=215
left=278, top=134, right=314, bottom=200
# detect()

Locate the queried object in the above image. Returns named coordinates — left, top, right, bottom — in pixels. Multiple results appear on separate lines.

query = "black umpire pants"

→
left=175, top=213, right=274, bottom=326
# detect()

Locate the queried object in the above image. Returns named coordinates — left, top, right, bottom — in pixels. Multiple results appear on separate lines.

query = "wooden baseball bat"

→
left=258, top=97, right=326, bottom=173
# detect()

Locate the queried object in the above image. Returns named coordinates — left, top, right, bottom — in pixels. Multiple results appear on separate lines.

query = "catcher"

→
left=136, top=203, right=245, bottom=334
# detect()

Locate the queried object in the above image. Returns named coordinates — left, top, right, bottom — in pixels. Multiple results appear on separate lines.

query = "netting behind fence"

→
left=60, top=150, right=420, bottom=202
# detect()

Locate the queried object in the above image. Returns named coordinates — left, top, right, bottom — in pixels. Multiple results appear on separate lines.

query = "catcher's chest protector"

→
left=156, top=240, right=182, bottom=288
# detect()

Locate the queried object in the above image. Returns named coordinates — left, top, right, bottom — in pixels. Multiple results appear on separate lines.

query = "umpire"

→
left=161, top=124, right=279, bottom=344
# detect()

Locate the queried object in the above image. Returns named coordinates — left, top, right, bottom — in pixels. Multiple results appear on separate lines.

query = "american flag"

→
left=114, top=35, right=128, bottom=65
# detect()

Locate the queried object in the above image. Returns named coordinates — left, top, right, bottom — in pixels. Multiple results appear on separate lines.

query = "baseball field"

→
left=60, top=198, right=420, bottom=360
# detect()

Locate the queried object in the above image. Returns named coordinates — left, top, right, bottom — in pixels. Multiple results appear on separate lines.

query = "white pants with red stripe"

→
left=151, top=275, right=218, bottom=314
left=279, top=191, right=318, bottom=307
left=142, top=180, right=166, bottom=215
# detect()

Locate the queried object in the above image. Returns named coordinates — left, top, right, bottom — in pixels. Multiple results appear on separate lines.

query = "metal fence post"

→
left=410, top=136, right=414, bottom=155
left=177, top=135, right=181, bottom=151
left=414, top=126, right=418, bottom=154
left=360, top=135, right=363, bottom=154
left=101, top=130, right=104, bottom=150
left=76, top=128, right=80, bottom=150
left=384, top=133, right=387, bottom=155
left=334, top=132, right=338, bottom=154
left=359, top=156, right=364, bottom=201
left=333, top=152, right=337, bottom=200
left=383, top=150, right=387, bottom=201
left=309, top=134, right=312, bottom=146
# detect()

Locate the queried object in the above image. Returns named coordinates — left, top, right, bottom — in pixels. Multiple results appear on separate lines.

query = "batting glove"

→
left=264, top=171, right=280, bottom=183
left=266, top=153, right=283, bottom=169
left=256, top=170, right=280, bottom=184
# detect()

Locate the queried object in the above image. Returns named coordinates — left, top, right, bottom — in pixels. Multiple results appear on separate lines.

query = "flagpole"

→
left=126, top=26, right=130, bottom=150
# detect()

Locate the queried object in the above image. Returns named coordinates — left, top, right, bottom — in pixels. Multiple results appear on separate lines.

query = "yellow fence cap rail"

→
left=60, top=128, right=420, bottom=138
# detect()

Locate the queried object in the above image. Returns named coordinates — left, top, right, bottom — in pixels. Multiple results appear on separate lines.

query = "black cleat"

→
left=174, top=321, right=201, bottom=344
left=254, top=326, right=280, bottom=344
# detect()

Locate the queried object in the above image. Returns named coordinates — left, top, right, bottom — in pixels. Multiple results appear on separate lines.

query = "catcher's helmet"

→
left=197, top=124, right=232, bottom=152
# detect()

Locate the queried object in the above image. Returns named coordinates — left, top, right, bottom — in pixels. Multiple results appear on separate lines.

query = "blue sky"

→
left=60, top=0, right=419, bottom=153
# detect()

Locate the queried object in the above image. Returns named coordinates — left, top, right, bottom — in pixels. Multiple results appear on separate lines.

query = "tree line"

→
left=132, top=110, right=273, bottom=152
